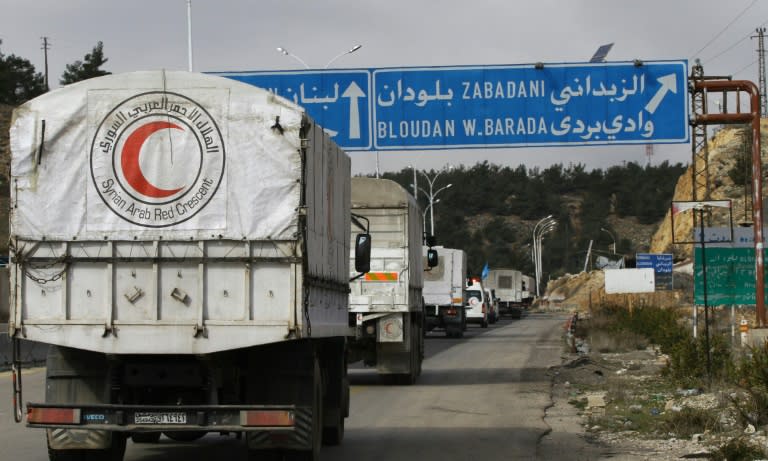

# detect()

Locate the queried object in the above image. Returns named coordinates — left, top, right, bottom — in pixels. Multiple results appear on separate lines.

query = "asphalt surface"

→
left=0, top=312, right=602, bottom=460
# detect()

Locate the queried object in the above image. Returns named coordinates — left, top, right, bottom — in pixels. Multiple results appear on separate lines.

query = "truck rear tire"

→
left=163, top=431, right=206, bottom=442
left=246, top=449, right=282, bottom=461
left=321, top=340, right=348, bottom=447
left=131, top=432, right=161, bottom=443
left=392, top=317, right=422, bottom=385
left=45, top=347, right=125, bottom=461
left=285, top=359, right=322, bottom=461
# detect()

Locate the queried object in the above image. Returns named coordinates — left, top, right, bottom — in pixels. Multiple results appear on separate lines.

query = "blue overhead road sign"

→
left=373, top=61, right=688, bottom=149
left=213, top=60, right=688, bottom=152
left=217, top=70, right=371, bottom=150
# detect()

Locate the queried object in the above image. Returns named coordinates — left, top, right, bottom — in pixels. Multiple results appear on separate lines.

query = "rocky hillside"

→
left=543, top=122, right=766, bottom=313
left=650, top=122, right=768, bottom=259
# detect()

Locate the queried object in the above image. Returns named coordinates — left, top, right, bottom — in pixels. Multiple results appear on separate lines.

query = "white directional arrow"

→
left=342, top=82, right=365, bottom=140
left=644, top=73, right=677, bottom=114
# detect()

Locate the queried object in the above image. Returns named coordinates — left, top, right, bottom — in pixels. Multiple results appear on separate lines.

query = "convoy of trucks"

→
left=5, top=70, right=534, bottom=460
left=423, top=247, right=467, bottom=338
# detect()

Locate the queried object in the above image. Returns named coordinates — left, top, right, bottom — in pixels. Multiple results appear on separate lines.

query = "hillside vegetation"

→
left=379, top=161, right=687, bottom=277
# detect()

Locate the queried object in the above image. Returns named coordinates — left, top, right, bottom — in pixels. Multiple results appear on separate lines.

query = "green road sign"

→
left=694, top=247, right=768, bottom=305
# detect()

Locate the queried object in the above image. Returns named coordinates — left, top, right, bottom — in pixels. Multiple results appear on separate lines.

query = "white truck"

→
left=423, top=247, right=467, bottom=338
left=8, top=70, right=370, bottom=461
left=485, top=268, right=524, bottom=319
left=347, top=178, right=432, bottom=384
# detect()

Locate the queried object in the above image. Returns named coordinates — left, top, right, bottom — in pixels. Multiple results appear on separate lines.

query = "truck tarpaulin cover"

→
left=10, top=71, right=303, bottom=240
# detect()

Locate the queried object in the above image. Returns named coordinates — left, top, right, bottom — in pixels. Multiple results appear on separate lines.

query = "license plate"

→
left=134, top=412, right=187, bottom=424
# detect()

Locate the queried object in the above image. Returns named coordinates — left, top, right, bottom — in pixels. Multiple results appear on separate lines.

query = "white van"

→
left=465, top=278, right=489, bottom=328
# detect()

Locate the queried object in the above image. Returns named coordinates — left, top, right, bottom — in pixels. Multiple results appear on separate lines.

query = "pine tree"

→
left=0, top=40, right=46, bottom=105
left=60, top=41, right=111, bottom=85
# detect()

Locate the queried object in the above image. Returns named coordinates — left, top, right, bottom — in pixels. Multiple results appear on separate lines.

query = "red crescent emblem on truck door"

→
left=121, top=121, right=185, bottom=198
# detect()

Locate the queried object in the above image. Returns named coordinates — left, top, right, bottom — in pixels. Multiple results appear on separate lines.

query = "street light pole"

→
left=600, top=227, right=616, bottom=254
left=408, top=165, right=418, bottom=199
left=186, top=0, right=194, bottom=72
left=532, top=216, right=552, bottom=297
left=537, top=221, right=556, bottom=295
left=417, top=167, right=453, bottom=237
left=276, top=44, right=362, bottom=69
left=532, top=216, right=556, bottom=298
left=422, top=200, right=439, bottom=243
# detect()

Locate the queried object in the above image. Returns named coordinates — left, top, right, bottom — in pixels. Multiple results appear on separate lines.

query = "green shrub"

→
left=662, top=332, right=733, bottom=388
left=663, top=407, right=722, bottom=438
left=728, top=342, right=768, bottom=426
left=586, top=303, right=687, bottom=354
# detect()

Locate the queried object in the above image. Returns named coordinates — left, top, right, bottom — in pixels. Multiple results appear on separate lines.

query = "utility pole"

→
left=187, top=0, right=194, bottom=72
left=645, top=144, right=654, bottom=167
left=752, top=27, right=767, bottom=117
left=41, top=36, right=51, bottom=91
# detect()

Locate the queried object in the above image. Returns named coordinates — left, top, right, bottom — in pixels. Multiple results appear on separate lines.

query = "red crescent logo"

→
left=121, top=121, right=185, bottom=198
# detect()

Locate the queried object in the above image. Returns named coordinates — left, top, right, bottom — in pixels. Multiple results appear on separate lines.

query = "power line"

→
left=733, top=58, right=759, bottom=77
left=702, top=32, right=751, bottom=65
left=690, top=0, right=758, bottom=59
left=703, top=17, right=768, bottom=65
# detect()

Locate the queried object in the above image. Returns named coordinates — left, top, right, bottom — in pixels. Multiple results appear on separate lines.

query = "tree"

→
left=0, top=40, right=46, bottom=105
left=60, top=41, right=111, bottom=85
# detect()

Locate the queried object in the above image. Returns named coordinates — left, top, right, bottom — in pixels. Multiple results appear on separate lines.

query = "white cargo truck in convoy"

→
left=347, top=178, right=432, bottom=384
left=423, top=247, right=467, bottom=338
left=8, top=70, right=370, bottom=461
left=485, top=268, right=524, bottom=319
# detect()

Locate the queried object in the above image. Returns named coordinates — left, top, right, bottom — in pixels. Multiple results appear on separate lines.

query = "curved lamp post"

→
left=417, top=166, right=453, bottom=237
left=536, top=221, right=557, bottom=296
left=324, top=44, right=362, bottom=68
left=532, top=216, right=557, bottom=298
left=276, top=44, right=362, bottom=69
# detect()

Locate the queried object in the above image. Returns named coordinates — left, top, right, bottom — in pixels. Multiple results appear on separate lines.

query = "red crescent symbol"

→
left=121, top=121, right=185, bottom=198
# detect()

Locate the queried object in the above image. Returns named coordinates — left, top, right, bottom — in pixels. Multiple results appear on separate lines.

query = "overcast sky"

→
left=2, top=0, right=767, bottom=175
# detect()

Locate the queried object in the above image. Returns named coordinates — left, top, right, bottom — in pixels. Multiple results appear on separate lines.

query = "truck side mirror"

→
left=355, top=233, right=371, bottom=273
left=426, top=248, right=438, bottom=268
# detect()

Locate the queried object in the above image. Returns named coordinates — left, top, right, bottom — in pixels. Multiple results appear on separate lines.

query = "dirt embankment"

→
left=541, top=269, right=693, bottom=315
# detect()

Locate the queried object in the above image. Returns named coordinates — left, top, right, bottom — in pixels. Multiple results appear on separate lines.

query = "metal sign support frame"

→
left=693, top=80, right=764, bottom=326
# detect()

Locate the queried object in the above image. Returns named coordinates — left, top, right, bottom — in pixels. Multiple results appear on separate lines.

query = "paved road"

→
left=0, top=312, right=595, bottom=460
